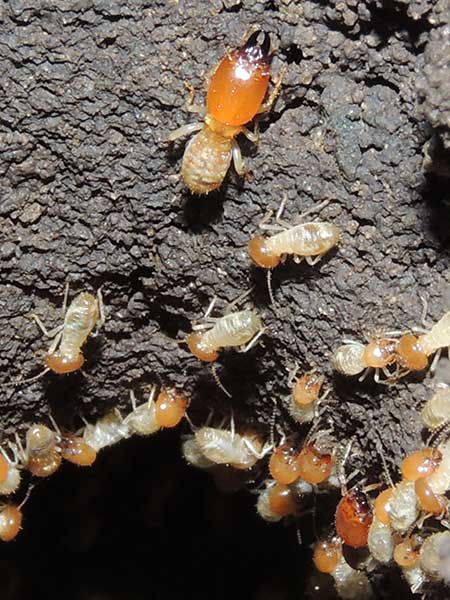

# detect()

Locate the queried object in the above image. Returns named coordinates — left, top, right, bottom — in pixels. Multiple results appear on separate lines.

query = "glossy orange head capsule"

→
left=0, top=505, right=22, bottom=542
left=292, top=371, right=325, bottom=406
left=186, top=332, right=219, bottom=362
left=268, top=444, right=301, bottom=485
left=207, top=31, right=271, bottom=127
left=313, top=538, right=342, bottom=574
left=393, top=538, right=420, bottom=568
left=60, top=435, right=97, bottom=467
left=335, top=490, right=373, bottom=548
left=45, top=352, right=85, bottom=374
left=397, top=334, right=428, bottom=371
left=373, top=488, right=394, bottom=525
left=401, top=447, right=441, bottom=481
left=267, top=483, right=297, bottom=517
left=362, top=339, right=396, bottom=369
left=297, top=444, right=333, bottom=484
left=0, top=454, right=9, bottom=484
left=155, top=388, right=188, bottom=428
left=248, top=236, right=280, bottom=269
left=415, top=477, right=447, bottom=515
left=26, top=425, right=62, bottom=478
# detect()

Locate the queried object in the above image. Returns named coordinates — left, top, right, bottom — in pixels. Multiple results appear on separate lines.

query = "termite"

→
left=167, top=30, right=283, bottom=194
left=0, top=447, right=21, bottom=495
left=124, top=387, right=188, bottom=435
left=332, top=335, right=398, bottom=382
left=82, top=410, right=131, bottom=453
left=287, top=366, right=329, bottom=424
left=14, top=424, right=62, bottom=478
left=420, top=531, right=450, bottom=584
left=20, top=284, right=105, bottom=384
left=194, top=413, right=272, bottom=471
left=186, top=291, right=264, bottom=397
left=249, top=197, right=340, bottom=303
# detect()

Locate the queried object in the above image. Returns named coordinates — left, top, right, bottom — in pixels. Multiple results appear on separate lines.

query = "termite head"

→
left=186, top=332, right=219, bottom=362
left=45, top=351, right=85, bottom=374
left=397, top=334, right=428, bottom=372
left=0, top=505, right=23, bottom=542
left=26, top=424, right=61, bottom=478
left=248, top=236, right=280, bottom=269
left=362, top=339, right=396, bottom=369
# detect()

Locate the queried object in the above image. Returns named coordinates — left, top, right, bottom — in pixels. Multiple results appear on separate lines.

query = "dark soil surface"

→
left=1, top=1, right=450, bottom=598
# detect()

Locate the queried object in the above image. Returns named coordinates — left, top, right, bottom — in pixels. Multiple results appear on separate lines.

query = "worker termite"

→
left=0, top=485, right=33, bottom=543
left=60, top=434, right=97, bottom=467
left=332, top=335, right=398, bottom=382
left=167, top=30, right=283, bottom=194
left=387, top=480, right=419, bottom=533
left=19, top=284, right=105, bottom=385
left=287, top=367, right=329, bottom=424
left=256, top=480, right=299, bottom=521
left=15, top=424, right=62, bottom=478
left=186, top=291, right=264, bottom=397
left=194, top=414, right=272, bottom=471
left=313, top=538, right=374, bottom=600
left=248, top=197, right=340, bottom=304
left=124, top=387, right=189, bottom=435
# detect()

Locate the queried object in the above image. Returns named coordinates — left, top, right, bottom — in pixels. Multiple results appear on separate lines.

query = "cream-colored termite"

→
left=82, top=410, right=131, bottom=453
left=0, top=446, right=22, bottom=495
left=422, top=384, right=450, bottom=431
left=287, top=365, right=330, bottom=424
left=186, top=290, right=264, bottom=397
left=18, top=283, right=105, bottom=385
left=14, top=423, right=62, bottom=478
left=248, top=196, right=340, bottom=303
left=332, top=333, right=398, bottom=383
left=420, top=531, right=450, bottom=585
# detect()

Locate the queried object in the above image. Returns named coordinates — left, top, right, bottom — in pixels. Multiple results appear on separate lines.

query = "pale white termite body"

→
left=367, top=516, right=394, bottom=564
left=0, top=448, right=21, bottom=495
left=83, top=411, right=131, bottom=452
left=401, top=564, right=426, bottom=594
left=199, top=310, right=263, bottom=351
left=181, top=435, right=215, bottom=470
left=194, top=426, right=271, bottom=470
left=123, top=389, right=160, bottom=436
left=256, top=482, right=282, bottom=523
left=418, top=311, right=450, bottom=357
left=388, top=480, right=419, bottom=533
left=331, top=556, right=374, bottom=600
left=422, top=385, right=450, bottom=430
left=263, top=222, right=340, bottom=265
left=426, top=438, right=450, bottom=495
left=420, top=531, right=450, bottom=584
left=332, top=343, right=366, bottom=376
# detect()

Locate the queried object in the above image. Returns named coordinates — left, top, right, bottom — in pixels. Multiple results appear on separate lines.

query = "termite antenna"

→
left=18, top=483, right=35, bottom=509
left=373, top=432, right=395, bottom=489
left=269, top=399, right=277, bottom=448
left=4, top=368, right=51, bottom=388
left=428, top=421, right=450, bottom=448
left=210, top=364, right=232, bottom=398
left=267, top=269, right=275, bottom=305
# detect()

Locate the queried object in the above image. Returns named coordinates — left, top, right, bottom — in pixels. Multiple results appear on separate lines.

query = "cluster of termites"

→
left=3, top=27, right=449, bottom=600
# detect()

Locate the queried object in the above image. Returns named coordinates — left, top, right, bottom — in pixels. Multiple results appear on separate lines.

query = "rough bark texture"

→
left=0, top=1, right=450, bottom=598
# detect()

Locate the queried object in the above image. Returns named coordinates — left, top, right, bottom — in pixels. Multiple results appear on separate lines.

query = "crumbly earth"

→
left=0, top=1, right=449, bottom=598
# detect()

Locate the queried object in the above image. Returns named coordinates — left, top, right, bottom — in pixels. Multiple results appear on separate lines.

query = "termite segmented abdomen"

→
left=419, top=311, right=450, bottom=356
left=267, top=223, right=340, bottom=257
left=332, top=344, right=366, bottom=376
left=422, top=387, right=450, bottom=430
left=203, top=310, right=262, bottom=349
left=181, top=127, right=232, bottom=195
left=60, top=293, right=99, bottom=354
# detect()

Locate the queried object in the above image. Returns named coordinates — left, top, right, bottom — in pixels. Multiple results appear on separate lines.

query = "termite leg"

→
left=91, top=288, right=106, bottom=336
left=257, top=65, right=286, bottom=114
left=274, top=193, right=292, bottom=229
left=429, top=349, right=442, bottom=375
left=419, top=294, right=432, bottom=328
left=224, top=289, right=253, bottom=314
left=287, top=363, right=300, bottom=386
left=295, top=199, right=331, bottom=224
left=241, top=125, right=259, bottom=144
left=305, top=253, right=326, bottom=267
left=183, top=82, right=206, bottom=115
left=167, top=122, right=203, bottom=142
left=292, top=255, right=305, bottom=265
left=231, top=140, right=247, bottom=176
left=240, top=329, right=265, bottom=353
left=61, top=281, right=70, bottom=316
left=30, top=314, right=63, bottom=340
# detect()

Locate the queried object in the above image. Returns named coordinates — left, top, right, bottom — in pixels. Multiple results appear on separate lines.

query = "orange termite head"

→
left=155, top=388, right=188, bottom=428
left=401, top=447, right=441, bottom=481
left=186, top=332, right=219, bottom=362
left=313, top=537, right=342, bottom=573
left=397, top=334, right=428, bottom=372
left=0, top=505, right=22, bottom=542
left=292, top=371, right=324, bottom=406
left=248, top=236, right=280, bottom=269
left=206, top=31, right=272, bottom=127
left=335, top=489, right=373, bottom=548
left=45, top=351, right=85, bottom=374
left=60, top=435, right=97, bottom=467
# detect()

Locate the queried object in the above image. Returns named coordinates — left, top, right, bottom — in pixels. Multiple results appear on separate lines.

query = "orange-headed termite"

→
left=168, top=30, right=283, bottom=194
left=249, top=197, right=340, bottom=303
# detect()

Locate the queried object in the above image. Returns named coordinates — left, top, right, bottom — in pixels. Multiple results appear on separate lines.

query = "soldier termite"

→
left=167, top=30, right=283, bottom=194
left=18, top=284, right=105, bottom=385
left=248, top=197, right=340, bottom=304
left=186, top=291, right=264, bottom=397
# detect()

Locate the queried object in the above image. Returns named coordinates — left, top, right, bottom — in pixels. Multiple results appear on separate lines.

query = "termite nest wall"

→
left=1, top=0, right=450, bottom=598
